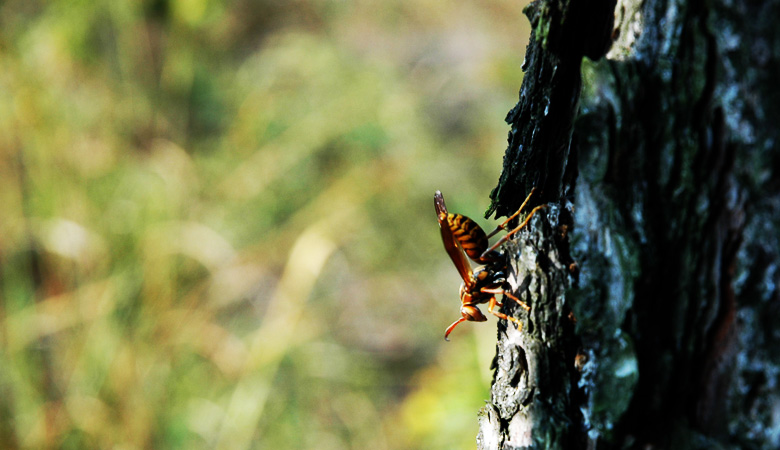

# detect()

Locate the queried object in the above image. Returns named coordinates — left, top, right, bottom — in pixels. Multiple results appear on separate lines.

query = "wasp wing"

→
left=434, top=191, right=473, bottom=285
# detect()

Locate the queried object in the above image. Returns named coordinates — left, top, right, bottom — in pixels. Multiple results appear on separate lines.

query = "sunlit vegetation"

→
left=0, top=1, right=529, bottom=448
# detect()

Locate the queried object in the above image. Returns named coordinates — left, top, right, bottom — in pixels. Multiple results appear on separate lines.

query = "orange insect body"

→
left=435, top=189, right=544, bottom=340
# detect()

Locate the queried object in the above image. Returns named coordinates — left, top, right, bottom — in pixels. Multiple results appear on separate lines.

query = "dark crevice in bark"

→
left=602, top=0, right=746, bottom=443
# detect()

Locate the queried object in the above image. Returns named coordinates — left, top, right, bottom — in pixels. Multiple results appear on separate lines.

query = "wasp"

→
left=435, top=189, right=544, bottom=340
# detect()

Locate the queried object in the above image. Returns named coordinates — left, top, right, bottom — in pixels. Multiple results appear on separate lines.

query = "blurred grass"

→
left=0, top=0, right=530, bottom=448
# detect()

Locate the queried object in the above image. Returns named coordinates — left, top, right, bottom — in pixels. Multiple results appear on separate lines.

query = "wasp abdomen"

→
left=446, top=213, right=489, bottom=262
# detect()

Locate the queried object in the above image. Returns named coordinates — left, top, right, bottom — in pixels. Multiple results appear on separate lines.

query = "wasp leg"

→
left=481, top=287, right=530, bottom=311
left=480, top=204, right=546, bottom=259
left=487, top=296, right=523, bottom=331
left=485, top=187, right=537, bottom=239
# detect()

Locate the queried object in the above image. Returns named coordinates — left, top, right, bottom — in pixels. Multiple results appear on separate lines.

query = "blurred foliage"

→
left=0, top=0, right=530, bottom=448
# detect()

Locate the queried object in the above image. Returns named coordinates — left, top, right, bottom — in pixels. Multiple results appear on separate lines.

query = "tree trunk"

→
left=478, top=0, right=780, bottom=448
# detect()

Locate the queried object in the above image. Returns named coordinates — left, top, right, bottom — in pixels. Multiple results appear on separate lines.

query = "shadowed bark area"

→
left=478, top=0, right=780, bottom=448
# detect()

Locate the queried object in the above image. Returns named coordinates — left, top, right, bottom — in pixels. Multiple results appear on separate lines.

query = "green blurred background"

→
left=0, top=0, right=530, bottom=448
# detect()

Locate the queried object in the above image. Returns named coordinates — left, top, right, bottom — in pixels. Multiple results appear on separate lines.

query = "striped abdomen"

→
left=445, top=213, right=489, bottom=263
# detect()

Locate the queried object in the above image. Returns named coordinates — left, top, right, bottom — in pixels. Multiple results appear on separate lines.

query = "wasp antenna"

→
left=444, top=317, right=467, bottom=341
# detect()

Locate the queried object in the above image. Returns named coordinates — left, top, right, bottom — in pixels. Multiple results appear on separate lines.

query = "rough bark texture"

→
left=477, top=218, right=580, bottom=449
left=478, top=0, right=780, bottom=448
left=478, top=0, right=615, bottom=448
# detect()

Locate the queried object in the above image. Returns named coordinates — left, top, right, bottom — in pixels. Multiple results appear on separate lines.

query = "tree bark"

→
left=478, top=0, right=780, bottom=448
